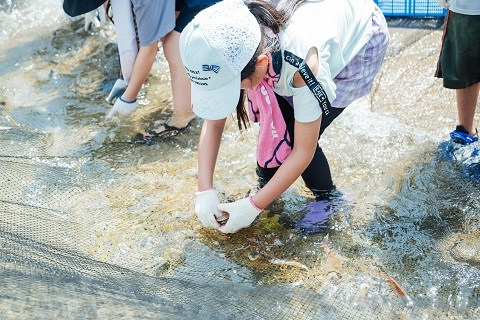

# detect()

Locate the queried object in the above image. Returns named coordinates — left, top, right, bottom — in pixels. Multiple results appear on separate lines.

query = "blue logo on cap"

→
left=202, top=65, right=220, bottom=73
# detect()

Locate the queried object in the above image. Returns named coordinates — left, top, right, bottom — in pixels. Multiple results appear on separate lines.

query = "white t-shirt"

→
left=274, top=0, right=376, bottom=122
left=449, top=0, right=480, bottom=15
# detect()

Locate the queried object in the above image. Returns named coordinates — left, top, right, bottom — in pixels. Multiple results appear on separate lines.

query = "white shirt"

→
left=274, top=0, right=376, bottom=122
left=449, top=0, right=480, bottom=15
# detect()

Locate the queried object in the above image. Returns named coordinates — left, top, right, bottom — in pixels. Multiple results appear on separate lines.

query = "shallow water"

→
left=1, top=1, right=480, bottom=319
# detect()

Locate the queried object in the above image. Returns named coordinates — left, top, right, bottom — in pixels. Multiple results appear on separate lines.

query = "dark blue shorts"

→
left=174, top=0, right=220, bottom=32
left=435, top=11, right=480, bottom=89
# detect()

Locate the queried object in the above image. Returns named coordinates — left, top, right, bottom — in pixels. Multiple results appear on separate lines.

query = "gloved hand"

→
left=106, top=2, right=113, bottom=22
left=106, top=96, right=138, bottom=119
left=436, top=0, right=450, bottom=9
left=106, top=78, right=127, bottom=104
left=218, top=197, right=263, bottom=233
left=84, top=5, right=106, bottom=32
left=195, top=189, right=226, bottom=229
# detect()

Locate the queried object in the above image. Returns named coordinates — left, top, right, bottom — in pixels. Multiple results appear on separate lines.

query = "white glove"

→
left=106, top=96, right=138, bottom=119
left=195, top=189, right=226, bottom=229
left=84, top=5, right=106, bottom=32
left=106, top=78, right=127, bottom=104
left=436, top=0, right=450, bottom=9
left=106, top=3, right=113, bottom=21
left=218, top=197, right=263, bottom=234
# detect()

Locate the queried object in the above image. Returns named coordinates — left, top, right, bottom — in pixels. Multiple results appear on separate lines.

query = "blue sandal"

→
left=450, top=126, right=479, bottom=145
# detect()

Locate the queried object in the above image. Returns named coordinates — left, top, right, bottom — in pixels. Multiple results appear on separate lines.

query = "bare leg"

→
left=162, top=30, right=195, bottom=129
left=456, top=82, right=480, bottom=136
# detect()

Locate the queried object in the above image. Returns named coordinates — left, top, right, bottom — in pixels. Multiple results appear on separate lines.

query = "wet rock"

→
left=104, top=42, right=118, bottom=57
left=449, top=233, right=480, bottom=266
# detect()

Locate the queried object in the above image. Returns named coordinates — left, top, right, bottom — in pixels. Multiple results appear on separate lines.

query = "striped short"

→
left=132, top=0, right=175, bottom=46
left=435, top=11, right=480, bottom=89
left=331, top=5, right=390, bottom=108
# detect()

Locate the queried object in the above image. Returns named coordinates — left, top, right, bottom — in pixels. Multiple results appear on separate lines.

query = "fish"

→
left=320, top=233, right=342, bottom=275
left=215, top=212, right=229, bottom=226
left=321, top=233, right=332, bottom=255
left=268, top=258, right=310, bottom=271
left=378, top=270, right=413, bottom=306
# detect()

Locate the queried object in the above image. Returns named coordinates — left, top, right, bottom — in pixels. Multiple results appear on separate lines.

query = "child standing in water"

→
left=179, top=0, right=389, bottom=233
left=435, top=0, right=480, bottom=145
left=106, top=0, right=175, bottom=118
left=155, top=0, right=222, bottom=131
left=106, top=0, right=221, bottom=134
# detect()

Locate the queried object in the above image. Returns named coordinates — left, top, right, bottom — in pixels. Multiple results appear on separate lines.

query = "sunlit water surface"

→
left=1, top=0, right=480, bottom=318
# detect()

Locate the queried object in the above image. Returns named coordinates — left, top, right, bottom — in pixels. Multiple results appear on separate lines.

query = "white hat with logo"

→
left=179, top=0, right=261, bottom=120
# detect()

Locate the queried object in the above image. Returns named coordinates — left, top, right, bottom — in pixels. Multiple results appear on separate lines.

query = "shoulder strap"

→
left=298, top=62, right=331, bottom=116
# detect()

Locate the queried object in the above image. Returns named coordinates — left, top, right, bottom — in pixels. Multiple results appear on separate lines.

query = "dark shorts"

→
left=435, top=11, right=480, bottom=89
left=174, top=0, right=220, bottom=32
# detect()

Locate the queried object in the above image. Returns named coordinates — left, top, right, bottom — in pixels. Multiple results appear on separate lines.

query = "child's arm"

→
left=198, top=118, right=226, bottom=191
left=106, top=42, right=158, bottom=118
left=218, top=117, right=321, bottom=233
left=122, top=42, right=158, bottom=101
left=219, top=48, right=321, bottom=233
left=252, top=118, right=321, bottom=208
left=194, top=118, right=227, bottom=229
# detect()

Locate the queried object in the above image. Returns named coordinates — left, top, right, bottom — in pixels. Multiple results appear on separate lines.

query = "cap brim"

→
left=191, top=76, right=240, bottom=120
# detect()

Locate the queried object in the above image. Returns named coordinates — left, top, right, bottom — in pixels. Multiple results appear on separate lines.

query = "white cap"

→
left=179, top=0, right=261, bottom=120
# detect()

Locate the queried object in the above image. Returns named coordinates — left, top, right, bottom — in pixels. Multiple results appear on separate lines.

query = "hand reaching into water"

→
left=106, top=78, right=127, bottom=104
left=218, top=197, right=263, bottom=233
left=195, top=189, right=226, bottom=229
left=106, top=96, right=138, bottom=119
left=84, top=5, right=106, bottom=32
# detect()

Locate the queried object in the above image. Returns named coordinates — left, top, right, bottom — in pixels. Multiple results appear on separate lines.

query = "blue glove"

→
left=106, top=96, right=138, bottom=119
left=106, top=78, right=127, bottom=104
left=195, top=189, right=227, bottom=229
left=218, top=197, right=263, bottom=233
left=84, top=5, right=106, bottom=32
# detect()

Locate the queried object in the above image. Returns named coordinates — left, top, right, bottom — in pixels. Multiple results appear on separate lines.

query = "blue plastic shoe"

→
left=294, top=189, right=350, bottom=235
left=294, top=200, right=334, bottom=234
left=450, top=126, right=479, bottom=145
left=438, top=126, right=480, bottom=178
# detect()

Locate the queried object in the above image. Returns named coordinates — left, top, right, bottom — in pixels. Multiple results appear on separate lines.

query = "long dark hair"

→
left=235, top=0, right=306, bottom=130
